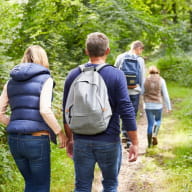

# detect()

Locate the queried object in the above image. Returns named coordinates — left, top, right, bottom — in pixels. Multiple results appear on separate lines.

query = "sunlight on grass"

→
left=167, top=82, right=192, bottom=98
left=51, top=144, right=74, bottom=192
left=156, top=120, right=192, bottom=191
left=135, top=83, right=192, bottom=192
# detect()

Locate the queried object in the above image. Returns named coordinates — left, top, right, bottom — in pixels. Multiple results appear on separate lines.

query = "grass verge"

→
left=139, top=82, right=192, bottom=192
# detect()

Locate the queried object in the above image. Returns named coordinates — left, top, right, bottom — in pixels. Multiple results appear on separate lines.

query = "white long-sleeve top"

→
left=0, top=77, right=62, bottom=134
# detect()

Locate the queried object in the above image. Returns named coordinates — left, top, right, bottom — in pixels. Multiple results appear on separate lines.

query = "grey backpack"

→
left=65, top=64, right=112, bottom=135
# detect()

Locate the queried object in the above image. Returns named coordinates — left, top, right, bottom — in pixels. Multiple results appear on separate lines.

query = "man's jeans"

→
left=122, top=94, right=140, bottom=140
left=73, top=139, right=122, bottom=192
left=129, top=94, right=140, bottom=116
left=8, top=134, right=50, bottom=192
left=145, top=109, right=162, bottom=134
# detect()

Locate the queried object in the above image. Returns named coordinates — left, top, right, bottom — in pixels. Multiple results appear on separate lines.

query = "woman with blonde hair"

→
left=0, top=45, right=66, bottom=192
left=143, top=65, right=172, bottom=147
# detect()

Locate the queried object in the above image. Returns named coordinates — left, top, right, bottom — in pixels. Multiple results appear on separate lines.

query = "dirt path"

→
left=117, top=114, right=148, bottom=192
left=92, top=114, right=149, bottom=192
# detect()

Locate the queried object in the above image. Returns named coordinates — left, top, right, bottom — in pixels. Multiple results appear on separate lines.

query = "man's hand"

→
left=128, top=144, right=138, bottom=162
left=64, top=123, right=73, bottom=158
left=66, top=138, right=73, bottom=158
left=127, top=130, right=139, bottom=162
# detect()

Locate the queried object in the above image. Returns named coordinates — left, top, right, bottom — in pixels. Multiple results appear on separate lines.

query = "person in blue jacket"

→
left=0, top=45, right=66, bottom=192
left=63, top=32, right=138, bottom=192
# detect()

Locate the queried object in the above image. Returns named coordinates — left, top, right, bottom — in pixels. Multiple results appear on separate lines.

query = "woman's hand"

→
left=57, top=130, right=67, bottom=148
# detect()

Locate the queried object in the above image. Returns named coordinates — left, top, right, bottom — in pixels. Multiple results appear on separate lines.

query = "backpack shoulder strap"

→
left=96, top=64, right=109, bottom=72
left=79, top=64, right=86, bottom=72
left=96, top=64, right=116, bottom=72
left=79, top=63, right=98, bottom=72
left=124, top=54, right=139, bottom=60
left=79, top=63, right=114, bottom=73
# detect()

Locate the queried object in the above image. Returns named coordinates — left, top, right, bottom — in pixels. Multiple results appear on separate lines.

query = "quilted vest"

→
left=144, top=74, right=162, bottom=104
left=6, top=63, right=51, bottom=134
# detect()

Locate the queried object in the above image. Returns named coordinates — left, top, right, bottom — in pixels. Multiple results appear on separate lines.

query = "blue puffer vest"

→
left=7, top=63, right=53, bottom=135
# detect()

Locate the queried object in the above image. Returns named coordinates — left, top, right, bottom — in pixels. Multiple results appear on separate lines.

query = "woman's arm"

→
left=40, top=77, right=66, bottom=147
left=0, top=83, right=10, bottom=125
left=40, top=77, right=62, bottom=134
left=161, top=78, right=172, bottom=111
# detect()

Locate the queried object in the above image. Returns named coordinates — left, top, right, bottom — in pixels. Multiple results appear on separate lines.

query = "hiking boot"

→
left=152, top=136, right=158, bottom=145
left=147, top=134, right=152, bottom=148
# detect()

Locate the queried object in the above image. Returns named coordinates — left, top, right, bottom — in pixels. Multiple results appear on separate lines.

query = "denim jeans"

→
left=122, top=94, right=140, bottom=140
left=129, top=94, right=140, bottom=116
left=73, top=139, right=122, bottom=192
left=8, top=134, right=50, bottom=192
left=145, top=109, right=162, bottom=134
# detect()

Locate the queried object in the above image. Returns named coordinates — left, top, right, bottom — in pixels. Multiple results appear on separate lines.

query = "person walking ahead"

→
left=63, top=32, right=138, bottom=192
left=0, top=45, right=66, bottom=192
left=115, top=40, right=145, bottom=148
left=143, top=65, right=172, bottom=147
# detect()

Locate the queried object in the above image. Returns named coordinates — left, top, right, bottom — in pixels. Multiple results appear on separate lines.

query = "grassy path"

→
left=92, top=108, right=192, bottom=192
left=51, top=83, right=192, bottom=192
left=116, top=114, right=167, bottom=192
left=92, top=114, right=155, bottom=192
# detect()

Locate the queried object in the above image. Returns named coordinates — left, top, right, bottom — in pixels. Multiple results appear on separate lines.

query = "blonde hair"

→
left=148, top=65, right=160, bottom=74
left=130, top=40, right=144, bottom=50
left=86, top=32, right=109, bottom=57
left=21, top=45, right=49, bottom=68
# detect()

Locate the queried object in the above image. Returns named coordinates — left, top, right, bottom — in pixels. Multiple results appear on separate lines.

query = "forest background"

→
left=0, top=0, right=192, bottom=191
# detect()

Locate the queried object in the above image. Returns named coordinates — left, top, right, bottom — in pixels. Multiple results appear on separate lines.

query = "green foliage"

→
left=164, top=84, right=192, bottom=190
left=0, top=123, right=23, bottom=192
left=1, top=0, right=192, bottom=70
left=51, top=144, right=74, bottom=191
left=0, top=142, right=74, bottom=192
left=167, top=82, right=192, bottom=129
left=157, top=55, right=192, bottom=87
left=4, top=0, right=179, bottom=70
left=0, top=1, right=22, bottom=62
left=0, top=0, right=192, bottom=191
left=0, top=143, right=23, bottom=192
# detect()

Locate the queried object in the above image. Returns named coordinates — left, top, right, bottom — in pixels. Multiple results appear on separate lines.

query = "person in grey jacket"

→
left=115, top=40, right=145, bottom=148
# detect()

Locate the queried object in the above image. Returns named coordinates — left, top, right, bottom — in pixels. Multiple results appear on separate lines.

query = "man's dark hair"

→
left=86, top=32, right=109, bottom=57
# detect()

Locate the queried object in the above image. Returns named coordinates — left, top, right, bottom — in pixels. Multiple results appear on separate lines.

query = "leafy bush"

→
left=157, top=55, right=192, bottom=87
left=0, top=143, right=22, bottom=192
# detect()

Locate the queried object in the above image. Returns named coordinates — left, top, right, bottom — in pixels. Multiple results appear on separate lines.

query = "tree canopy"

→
left=0, top=0, right=191, bottom=68
left=0, top=0, right=192, bottom=85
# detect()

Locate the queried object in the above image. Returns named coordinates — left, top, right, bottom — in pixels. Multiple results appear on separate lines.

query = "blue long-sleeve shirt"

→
left=63, top=63, right=137, bottom=143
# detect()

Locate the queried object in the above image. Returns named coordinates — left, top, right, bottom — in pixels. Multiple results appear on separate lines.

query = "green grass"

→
left=1, top=80, right=191, bottom=192
left=1, top=144, right=74, bottom=192
left=50, top=144, right=74, bottom=192
left=141, top=82, right=192, bottom=192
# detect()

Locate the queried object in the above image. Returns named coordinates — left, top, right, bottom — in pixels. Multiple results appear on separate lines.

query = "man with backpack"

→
left=115, top=40, right=145, bottom=148
left=63, top=32, right=138, bottom=192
